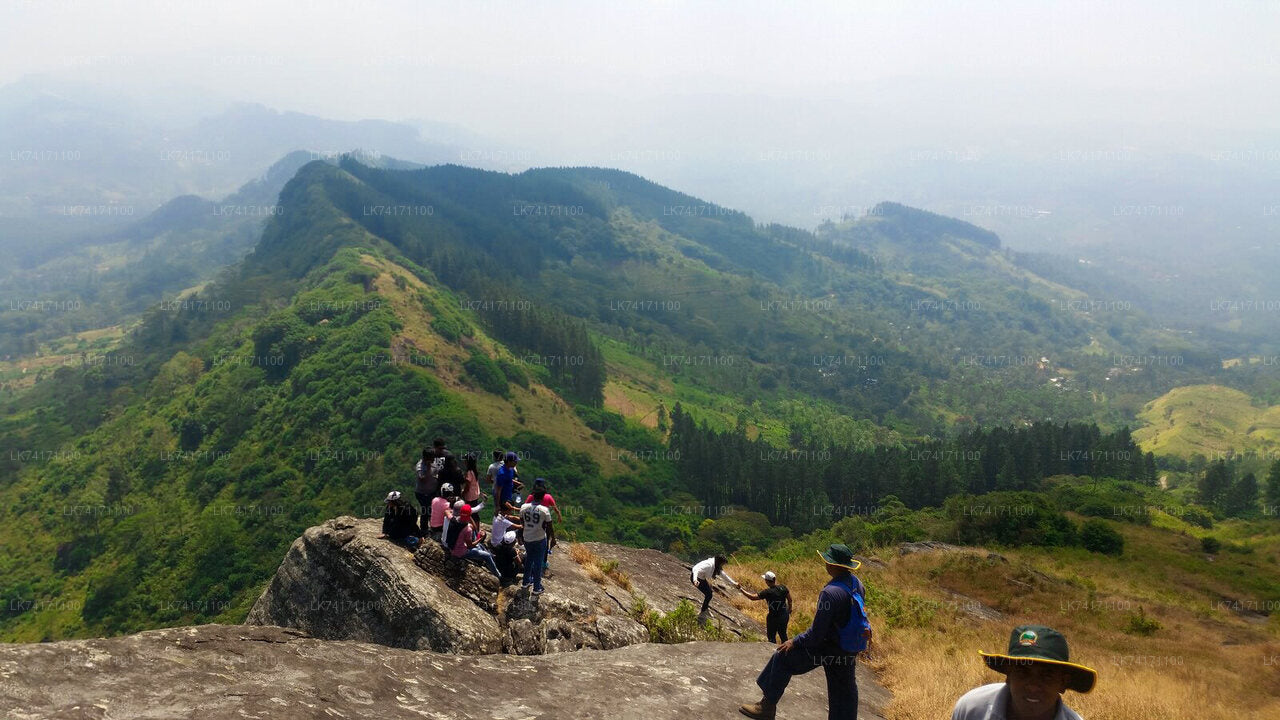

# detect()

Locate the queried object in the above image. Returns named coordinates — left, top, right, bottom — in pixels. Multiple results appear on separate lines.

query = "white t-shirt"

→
left=486, top=461, right=502, bottom=485
left=490, top=514, right=514, bottom=547
left=951, top=683, right=1082, bottom=720
left=519, top=502, right=551, bottom=542
left=691, top=557, right=736, bottom=586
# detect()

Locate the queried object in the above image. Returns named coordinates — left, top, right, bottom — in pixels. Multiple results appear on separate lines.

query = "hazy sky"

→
left=4, top=0, right=1277, bottom=134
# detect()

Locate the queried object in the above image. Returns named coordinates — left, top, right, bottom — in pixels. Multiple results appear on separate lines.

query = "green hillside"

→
left=1134, top=384, right=1280, bottom=464
left=0, top=157, right=1265, bottom=641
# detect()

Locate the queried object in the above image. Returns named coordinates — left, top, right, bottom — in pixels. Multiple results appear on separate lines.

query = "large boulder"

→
left=246, top=517, right=761, bottom=657
left=0, top=624, right=892, bottom=719
left=245, top=516, right=502, bottom=654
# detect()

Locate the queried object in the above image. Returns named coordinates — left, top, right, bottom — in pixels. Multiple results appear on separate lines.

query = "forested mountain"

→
left=0, top=157, right=1250, bottom=641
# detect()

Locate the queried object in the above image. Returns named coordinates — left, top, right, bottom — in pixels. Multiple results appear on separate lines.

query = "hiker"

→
left=461, top=452, right=484, bottom=508
left=490, top=508, right=522, bottom=552
left=414, top=447, right=437, bottom=513
left=492, top=530, right=523, bottom=586
left=691, top=554, right=739, bottom=618
left=740, top=543, right=870, bottom=720
left=519, top=494, right=553, bottom=594
left=427, top=484, right=457, bottom=542
left=740, top=571, right=792, bottom=643
left=951, top=625, right=1096, bottom=720
left=485, top=450, right=504, bottom=500
left=526, top=478, right=560, bottom=568
left=494, top=451, right=523, bottom=513
left=378, top=491, right=421, bottom=549
left=448, top=504, right=500, bottom=578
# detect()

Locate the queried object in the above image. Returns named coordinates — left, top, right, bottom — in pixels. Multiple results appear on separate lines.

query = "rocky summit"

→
left=247, top=516, right=762, bottom=655
left=0, top=624, right=890, bottom=719
left=0, top=518, right=890, bottom=718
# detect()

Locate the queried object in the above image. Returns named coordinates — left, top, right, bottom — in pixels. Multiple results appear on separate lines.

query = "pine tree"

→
left=1197, top=460, right=1233, bottom=512
left=1223, top=472, right=1259, bottom=518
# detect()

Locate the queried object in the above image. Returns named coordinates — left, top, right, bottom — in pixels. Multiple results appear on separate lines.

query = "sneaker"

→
left=532, top=587, right=544, bottom=595
left=739, top=701, right=776, bottom=719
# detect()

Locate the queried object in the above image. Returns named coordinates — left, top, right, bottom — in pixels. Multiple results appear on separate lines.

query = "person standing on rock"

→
left=519, top=495, right=553, bottom=594
left=378, top=491, right=421, bottom=550
left=449, top=504, right=500, bottom=578
left=526, top=479, right=560, bottom=569
left=740, top=543, right=870, bottom=720
left=951, top=625, right=1096, bottom=720
left=494, top=451, right=523, bottom=513
left=691, top=555, right=739, bottom=620
left=461, top=452, right=484, bottom=508
left=739, top=571, right=792, bottom=644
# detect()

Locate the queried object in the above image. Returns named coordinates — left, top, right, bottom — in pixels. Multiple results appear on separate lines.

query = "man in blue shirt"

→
left=493, top=451, right=522, bottom=514
left=740, top=543, right=869, bottom=720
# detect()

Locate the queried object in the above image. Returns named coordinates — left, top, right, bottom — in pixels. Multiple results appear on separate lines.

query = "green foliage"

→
left=462, top=350, right=509, bottom=397
left=691, top=510, right=790, bottom=557
left=1122, top=606, right=1161, bottom=636
left=628, top=596, right=734, bottom=643
left=1080, top=519, right=1125, bottom=555
left=946, top=492, right=1079, bottom=548
left=1201, top=536, right=1222, bottom=554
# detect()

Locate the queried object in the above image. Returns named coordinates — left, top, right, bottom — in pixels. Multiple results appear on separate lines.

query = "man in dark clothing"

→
left=378, top=491, right=421, bottom=550
left=740, top=571, right=793, bottom=643
left=740, top=544, right=870, bottom=720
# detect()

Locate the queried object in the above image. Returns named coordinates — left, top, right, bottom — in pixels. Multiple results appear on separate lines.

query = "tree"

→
left=1197, top=460, right=1233, bottom=513
left=1080, top=518, right=1124, bottom=555
left=1222, top=471, right=1259, bottom=518
left=1266, top=460, right=1280, bottom=513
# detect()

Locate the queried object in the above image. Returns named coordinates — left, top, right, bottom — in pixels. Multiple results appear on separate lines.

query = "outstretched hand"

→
left=777, top=639, right=796, bottom=654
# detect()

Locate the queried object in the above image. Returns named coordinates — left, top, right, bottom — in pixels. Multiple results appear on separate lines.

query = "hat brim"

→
left=979, top=652, right=1097, bottom=694
left=817, top=550, right=861, bottom=571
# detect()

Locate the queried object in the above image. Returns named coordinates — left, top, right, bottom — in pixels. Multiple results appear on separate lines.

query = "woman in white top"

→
left=690, top=554, right=738, bottom=616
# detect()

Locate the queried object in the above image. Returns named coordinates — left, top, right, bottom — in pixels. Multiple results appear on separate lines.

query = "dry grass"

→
left=728, top=544, right=1280, bottom=720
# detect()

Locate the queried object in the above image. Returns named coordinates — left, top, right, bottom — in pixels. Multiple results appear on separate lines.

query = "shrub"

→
left=1201, top=536, right=1221, bottom=554
left=1080, top=519, right=1124, bottom=556
left=629, top=597, right=732, bottom=643
left=1123, top=606, right=1161, bottom=636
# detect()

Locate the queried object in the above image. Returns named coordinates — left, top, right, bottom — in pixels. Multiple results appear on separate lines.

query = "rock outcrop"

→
left=245, top=516, right=502, bottom=653
left=248, top=516, right=762, bottom=656
left=0, top=624, right=892, bottom=719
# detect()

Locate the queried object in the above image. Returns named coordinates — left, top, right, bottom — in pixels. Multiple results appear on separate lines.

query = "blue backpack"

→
left=834, top=576, right=871, bottom=653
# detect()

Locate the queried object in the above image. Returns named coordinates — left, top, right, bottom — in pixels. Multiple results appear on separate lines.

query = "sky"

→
left=4, top=0, right=1277, bottom=132
left=3, top=0, right=1279, bottom=231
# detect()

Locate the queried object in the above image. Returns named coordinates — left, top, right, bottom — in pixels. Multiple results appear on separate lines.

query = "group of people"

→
left=379, top=439, right=560, bottom=594
left=721, top=543, right=1096, bottom=720
left=384, top=442, right=1097, bottom=720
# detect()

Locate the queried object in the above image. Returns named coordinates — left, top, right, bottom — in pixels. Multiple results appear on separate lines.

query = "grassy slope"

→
left=1134, top=384, right=1280, bottom=461
left=726, top=517, right=1280, bottom=720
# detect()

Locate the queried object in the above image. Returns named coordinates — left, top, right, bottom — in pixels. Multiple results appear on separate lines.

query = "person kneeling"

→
left=449, top=504, right=500, bottom=578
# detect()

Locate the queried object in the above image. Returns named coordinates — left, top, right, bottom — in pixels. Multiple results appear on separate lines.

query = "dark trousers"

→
left=766, top=613, right=790, bottom=643
left=415, top=492, right=432, bottom=535
left=696, top=579, right=713, bottom=614
left=523, top=538, right=547, bottom=591
left=756, top=645, right=857, bottom=720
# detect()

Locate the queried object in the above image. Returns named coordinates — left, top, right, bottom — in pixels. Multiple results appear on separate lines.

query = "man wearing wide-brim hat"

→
left=740, top=543, right=870, bottom=720
left=952, top=624, right=1097, bottom=720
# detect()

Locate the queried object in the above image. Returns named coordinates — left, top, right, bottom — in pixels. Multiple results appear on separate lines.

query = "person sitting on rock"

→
left=739, top=571, right=792, bottom=644
left=427, top=484, right=456, bottom=543
left=951, top=625, right=1096, bottom=720
left=691, top=554, right=739, bottom=619
left=378, top=491, right=421, bottom=550
left=449, top=504, right=500, bottom=578
left=492, top=530, right=523, bottom=586
left=489, top=508, right=523, bottom=554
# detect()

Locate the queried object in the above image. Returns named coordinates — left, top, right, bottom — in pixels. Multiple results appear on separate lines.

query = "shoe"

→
left=739, top=701, right=776, bottom=719
left=532, top=587, right=544, bottom=595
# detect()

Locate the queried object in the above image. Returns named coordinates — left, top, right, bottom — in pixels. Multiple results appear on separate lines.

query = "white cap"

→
left=762, top=571, right=776, bottom=582
left=440, top=483, right=454, bottom=495
left=503, top=531, right=517, bottom=544
left=385, top=491, right=401, bottom=502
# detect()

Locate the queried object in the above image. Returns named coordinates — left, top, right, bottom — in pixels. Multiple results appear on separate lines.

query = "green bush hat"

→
left=979, top=625, right=1097, bottom=693
left=817, top=543, right=862, bottom=571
